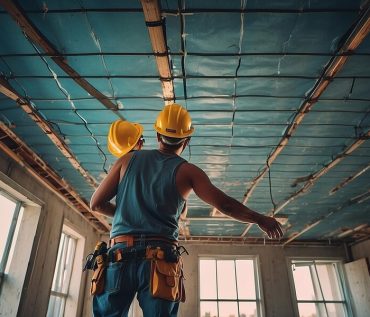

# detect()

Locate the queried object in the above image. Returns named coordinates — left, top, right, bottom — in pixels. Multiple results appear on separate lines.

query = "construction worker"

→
left=90, top=104, right=283, bottom=317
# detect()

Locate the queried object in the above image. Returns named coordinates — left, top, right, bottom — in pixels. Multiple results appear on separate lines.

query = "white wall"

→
left=0, top=151, right=101, bottom=317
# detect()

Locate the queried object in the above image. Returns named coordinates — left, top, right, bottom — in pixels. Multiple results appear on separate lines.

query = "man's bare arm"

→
left=183, top=163, right=283, bottom=239
left=90, top=158, right=122, bottom=217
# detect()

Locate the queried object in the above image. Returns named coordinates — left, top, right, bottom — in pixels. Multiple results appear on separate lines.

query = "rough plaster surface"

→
left=0, top=152, right=101, bottom=317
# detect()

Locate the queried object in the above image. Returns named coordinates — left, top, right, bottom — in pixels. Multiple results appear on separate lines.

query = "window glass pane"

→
left=47, top=231, right=77, bottom=317
left=218, top=301, right=238, bottom=317
left=316, top=264, right=343, bottom=301
left=236, top=260, right=256, bottom=300
left=292, top=264, right=317, bottom=300
left=326, top=303, right=346, bottom=317
left=239, top=301, right=258, bottom=317
left=51, top=233, right=76, bottom=294
left=0, top=194, right=17, bottom=264
left=217, top=260, right=237, bottom=299
left=5, top=206, right=24, bottom=274
left=200, top=301, right=218, bottom=317
left=62, top=237, right=76, bottom=294
left=297, top=302, right=319, bottom=317
left=200, top=260, right=217, bottom=299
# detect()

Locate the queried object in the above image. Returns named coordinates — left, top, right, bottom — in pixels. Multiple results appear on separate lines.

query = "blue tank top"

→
left=111, top=150, right=186, bottom=240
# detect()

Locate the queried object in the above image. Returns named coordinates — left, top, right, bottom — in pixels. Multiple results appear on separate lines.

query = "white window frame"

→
left=47, top=224, right=85, bottom=317
left=287, top=257, right=353, bottom=317
left=0, top=172, right=42, bottom=316
left=198, top=255, right=265, bottom=317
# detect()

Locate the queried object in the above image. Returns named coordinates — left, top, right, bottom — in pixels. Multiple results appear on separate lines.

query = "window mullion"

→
left=54, top=234, right=67, bottom=293
left=234, top=260, right=240, bottom=317
left=215, top=260, right=219, bottom=317
left=254, top=258, right=261, bottom=317
left=313, top=262, right=329, bottom=317
left=64, top=237, right=76, bottom=295
left=309, top=263, right=323, bottom=316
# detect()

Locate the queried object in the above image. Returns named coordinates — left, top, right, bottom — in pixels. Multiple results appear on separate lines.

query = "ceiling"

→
left=0, top=0, right=369, bottom=244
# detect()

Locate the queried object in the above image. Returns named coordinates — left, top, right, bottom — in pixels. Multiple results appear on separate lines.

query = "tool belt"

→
left=84, top=239, right=188, bottom=302
left=109, top=234, right=179, bottom=248
left=147, top=247, right=186, bottom=302
left=109, top=246, right=187, bottom=302
left=83, top=241, right=108, bottom=296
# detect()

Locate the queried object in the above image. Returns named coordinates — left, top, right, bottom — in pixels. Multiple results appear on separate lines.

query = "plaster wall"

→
left=0, top=151, right=101, bottom=317
left=351, top=240, right=370, bottom=262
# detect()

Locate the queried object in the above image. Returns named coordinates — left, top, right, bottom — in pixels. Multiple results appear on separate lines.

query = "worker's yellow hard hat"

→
left=154, top=103, right=194, bottom=138
left=107, top=120, right=144, bottom=157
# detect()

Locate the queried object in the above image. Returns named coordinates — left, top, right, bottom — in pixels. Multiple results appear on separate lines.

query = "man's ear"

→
left=156, top=133, right=161, bottom=142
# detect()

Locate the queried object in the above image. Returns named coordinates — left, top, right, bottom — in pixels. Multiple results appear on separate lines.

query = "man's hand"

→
left=257, top=215, right=283, bottom=239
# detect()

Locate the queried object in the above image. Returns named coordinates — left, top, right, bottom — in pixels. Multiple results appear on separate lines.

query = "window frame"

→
left=287, top=257, right=353, bottom=317
left=198, top=255, right=265, bottom=317
left=47, top=224, right=84, bottom=317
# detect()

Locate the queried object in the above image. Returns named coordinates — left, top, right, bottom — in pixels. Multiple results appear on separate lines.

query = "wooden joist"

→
left=0, top=77, right=98, bottom=189
left=0, top=122, right=110, bottom=232
left=140, top=0, right=175, bottom=103
left=0, top=0, right=124, bottom=118
left=241, top=4, right=370, bottom=205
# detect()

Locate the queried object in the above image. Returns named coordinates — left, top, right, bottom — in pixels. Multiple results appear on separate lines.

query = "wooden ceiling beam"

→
left=140, top=0, right=175, bottom=103
left=283, top=188, right=370, bottom=246
left=272, top=130, right=370, bottom=216
left=241, top=4, right=370, bottom=205
left=0, top=0, right=124, bottom=118
left=0, top=122, right=110, bottom=232
left=329, top=163, right=370, bottom=195
left=0, top=76, right=98, bottom=189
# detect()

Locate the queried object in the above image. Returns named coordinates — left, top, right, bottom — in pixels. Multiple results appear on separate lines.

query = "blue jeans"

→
left=92, top=243, right=180, bottom=317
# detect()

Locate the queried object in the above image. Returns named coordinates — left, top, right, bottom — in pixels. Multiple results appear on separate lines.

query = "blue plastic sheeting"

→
left=0, top=0, right=369, bottom=240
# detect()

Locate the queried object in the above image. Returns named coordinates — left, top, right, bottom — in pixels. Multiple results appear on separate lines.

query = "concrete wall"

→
left=351, top=240, right=370, bottom=262
left=0, top=151, right=101, bottom=317
left=347, top=240, right=370, bottom=317
left=179, top=243, right=346, bottom=317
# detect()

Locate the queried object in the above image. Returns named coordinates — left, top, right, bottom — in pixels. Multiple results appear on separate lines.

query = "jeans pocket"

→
left=105, top=262, right=125, bottom=294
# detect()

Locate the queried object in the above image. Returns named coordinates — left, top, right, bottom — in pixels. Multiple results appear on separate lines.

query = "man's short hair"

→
left=159, top=134, right=187, bottom=146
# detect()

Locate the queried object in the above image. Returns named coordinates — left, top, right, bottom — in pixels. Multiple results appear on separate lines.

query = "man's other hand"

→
left=257, top=215, right=284, bottom=239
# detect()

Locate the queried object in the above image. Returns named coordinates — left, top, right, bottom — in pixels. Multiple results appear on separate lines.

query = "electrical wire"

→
left=0, top=56, right=68, bottom=140
left=77, top=0, right=118, bottom=104
left=24, top=33, right=108, bottom=173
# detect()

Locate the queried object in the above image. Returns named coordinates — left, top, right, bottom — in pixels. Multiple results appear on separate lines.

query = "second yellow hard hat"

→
left=108, top=120, right=144, bottom=157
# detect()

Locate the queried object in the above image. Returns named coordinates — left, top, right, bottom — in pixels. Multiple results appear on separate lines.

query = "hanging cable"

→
left=24, top=34, right=108, bottom=173
left=266, top=153, right=278, bottom=216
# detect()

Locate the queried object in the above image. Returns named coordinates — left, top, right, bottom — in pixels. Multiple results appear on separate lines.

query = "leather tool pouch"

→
left=90, top=254, right=106, bottom=296
left=150, top=256, right=186, bottom=302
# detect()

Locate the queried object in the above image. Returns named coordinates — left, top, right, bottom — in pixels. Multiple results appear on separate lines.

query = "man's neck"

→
left=158, top=144, right=182, bottom=156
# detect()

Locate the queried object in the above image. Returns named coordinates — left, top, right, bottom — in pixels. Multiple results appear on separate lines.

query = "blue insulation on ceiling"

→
left=0, top=0, right=369, bottom=241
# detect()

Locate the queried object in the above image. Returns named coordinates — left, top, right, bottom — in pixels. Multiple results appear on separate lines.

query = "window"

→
left=199, top=258, right=263, bottom=317
left=290, top=260, right=350, bottom=317
left=0, top=177, right=41, bottom=317
left=0, top=190, right=23, bottom=281
left=47, top=231, right=77, bottom=317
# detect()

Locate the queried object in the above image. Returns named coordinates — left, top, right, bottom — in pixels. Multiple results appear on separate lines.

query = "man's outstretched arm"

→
left=185, top=163, right=283, bottom=239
